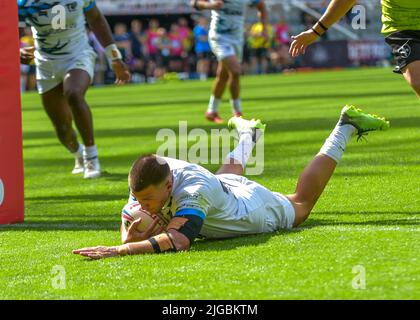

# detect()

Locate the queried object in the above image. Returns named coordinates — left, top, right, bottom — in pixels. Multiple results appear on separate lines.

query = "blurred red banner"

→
left=0, top=1, right=24, bottom=224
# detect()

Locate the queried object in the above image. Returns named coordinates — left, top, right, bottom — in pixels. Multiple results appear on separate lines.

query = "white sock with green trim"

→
left=225, top=131, right=253, bottom=168
left=319, top=124, right=356, bottom=163
left=83, top=145, right=98, bottom=160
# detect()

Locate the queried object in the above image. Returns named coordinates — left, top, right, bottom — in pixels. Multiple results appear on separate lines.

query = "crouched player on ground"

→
left=73, top=107, right=390, bottom=259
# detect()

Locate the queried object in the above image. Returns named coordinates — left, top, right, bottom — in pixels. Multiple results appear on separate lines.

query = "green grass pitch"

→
left=1, top=67, right=419, bottom=299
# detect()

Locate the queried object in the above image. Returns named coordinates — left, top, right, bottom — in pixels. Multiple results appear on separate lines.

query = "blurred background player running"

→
left=192, top=0, right=269, bottom=124
left=18, top=0, right=131, bottom=179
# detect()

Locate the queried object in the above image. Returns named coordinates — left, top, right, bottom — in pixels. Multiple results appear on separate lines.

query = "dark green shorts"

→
left=385, top=30, right=420, bottom=73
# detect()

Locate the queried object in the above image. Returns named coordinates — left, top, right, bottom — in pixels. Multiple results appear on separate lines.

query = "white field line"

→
left=0, top=223, right=115, bottom=230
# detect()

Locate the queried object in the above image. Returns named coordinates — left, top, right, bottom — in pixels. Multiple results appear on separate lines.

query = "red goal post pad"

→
left=0, top=2, right=24, bottom=224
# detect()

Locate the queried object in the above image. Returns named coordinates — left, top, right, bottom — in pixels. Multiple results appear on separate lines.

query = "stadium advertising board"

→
left=347, top=40, right=390, bottom=65
left=300, top=40, right=391, bottom=68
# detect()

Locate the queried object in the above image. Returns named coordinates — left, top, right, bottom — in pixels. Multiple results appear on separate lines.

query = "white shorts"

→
left=199, top=174, right=296, bottom=239
left=209, top=34, right=243, bottom=62
left=35, top=48, right=97, bottom=94
left=223, top=174, right=296, bottom=232
left=261, top=192, right=296, bottom=232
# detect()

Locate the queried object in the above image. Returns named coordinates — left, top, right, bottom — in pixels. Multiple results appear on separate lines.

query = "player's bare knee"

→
left=64, top=88, right=85, bottom=106
left=287, top=195, right=313, bottom=227
left=217, top=74, right=228, bottom=83
left=293, top=205, right=312, bottom=227
left=217, top=70, right=228, bottom=81
left=230, top=68, right=241, bottom=78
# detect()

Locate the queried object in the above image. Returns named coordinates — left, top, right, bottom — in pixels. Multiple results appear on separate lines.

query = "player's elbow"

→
left=176, top=238, right=191, bottom=251
left=168, top=229, right=192, bottom=251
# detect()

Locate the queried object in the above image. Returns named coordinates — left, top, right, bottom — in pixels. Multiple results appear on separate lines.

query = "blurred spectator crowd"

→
left=20, top=15, right=294, bottom=91
left=19, top=0, right=382, bottom=91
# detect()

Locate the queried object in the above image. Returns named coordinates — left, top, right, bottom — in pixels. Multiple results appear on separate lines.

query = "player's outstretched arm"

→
left=84, top=4, right=131, bottom=85
left=73, top=230, right=190, bottom=260
left=289, top=0, right=357, bottom=57
left=191, top=0, right=224, bottom=11
left=74, top=214, right=204, bottom=259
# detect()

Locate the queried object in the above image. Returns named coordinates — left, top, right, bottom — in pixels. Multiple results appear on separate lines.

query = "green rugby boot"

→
left=227, top=116, right=266, bottom=143
left=339, top=105, right=390, bottom=140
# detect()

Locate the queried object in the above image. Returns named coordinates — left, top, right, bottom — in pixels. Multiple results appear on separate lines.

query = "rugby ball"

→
left=122, top=202, right=169, bottom=235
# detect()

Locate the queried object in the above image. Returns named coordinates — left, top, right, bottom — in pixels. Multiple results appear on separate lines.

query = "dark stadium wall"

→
left=0, top=2, right=25, bottom=224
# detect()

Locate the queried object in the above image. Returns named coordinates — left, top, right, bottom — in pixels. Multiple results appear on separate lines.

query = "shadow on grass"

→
left=25, top=193, right=126, bottom=202
left=23, top=142, right=59, bottom=149
left=99, top=172, right=129, bottom=182
left=192, top=229, right=300, bottom=252
left=23, top=87, right=413, bottom=112
left=192, top=211, right=420, bottom=253
left=313, top=211, right=420, bottom=216
left=0, top=220, right=119, bottom=232
left=22, top=116, right=420, bottom=145
left=302, top=217, right=420, bottom=228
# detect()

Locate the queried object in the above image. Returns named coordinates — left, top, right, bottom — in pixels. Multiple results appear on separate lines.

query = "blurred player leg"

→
left=41, top=83, right=84, bottom=174
left=63, top=69, right=100, bottom=179
left=197, top=54, right=210, bottom=81
left=206, top=62, right=229, bottom=123
left=402, top=61, right=420, bottom=98
left=221, top=55, right=243, bottom=117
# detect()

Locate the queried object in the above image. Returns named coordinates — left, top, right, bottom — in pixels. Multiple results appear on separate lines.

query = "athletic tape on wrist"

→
left=148, top=233, right=176, bottom=253
left=105, top=44, right=122, bottom=61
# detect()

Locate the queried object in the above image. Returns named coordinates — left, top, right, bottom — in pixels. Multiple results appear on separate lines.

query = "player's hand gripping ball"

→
left=122, top=202, right=169, bottom=236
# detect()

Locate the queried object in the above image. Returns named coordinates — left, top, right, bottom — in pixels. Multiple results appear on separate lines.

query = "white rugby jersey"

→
left=209, top=0, right=260, bottom=41
left=125, top=157, right=275, bottom=239
left=18, top=0, right=95, bottom=60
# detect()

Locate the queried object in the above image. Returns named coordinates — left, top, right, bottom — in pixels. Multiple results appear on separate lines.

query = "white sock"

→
left=207, top=95, right=220, bottom=113
left=83, top=145, right=98, bottom=160
left=225, top=132, right=254, bottom=169
left=319, top=124, right=356, bottom=163
left=72, top=144, right=84, bottom=159
left=230, top=99, right=242, bottom=113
